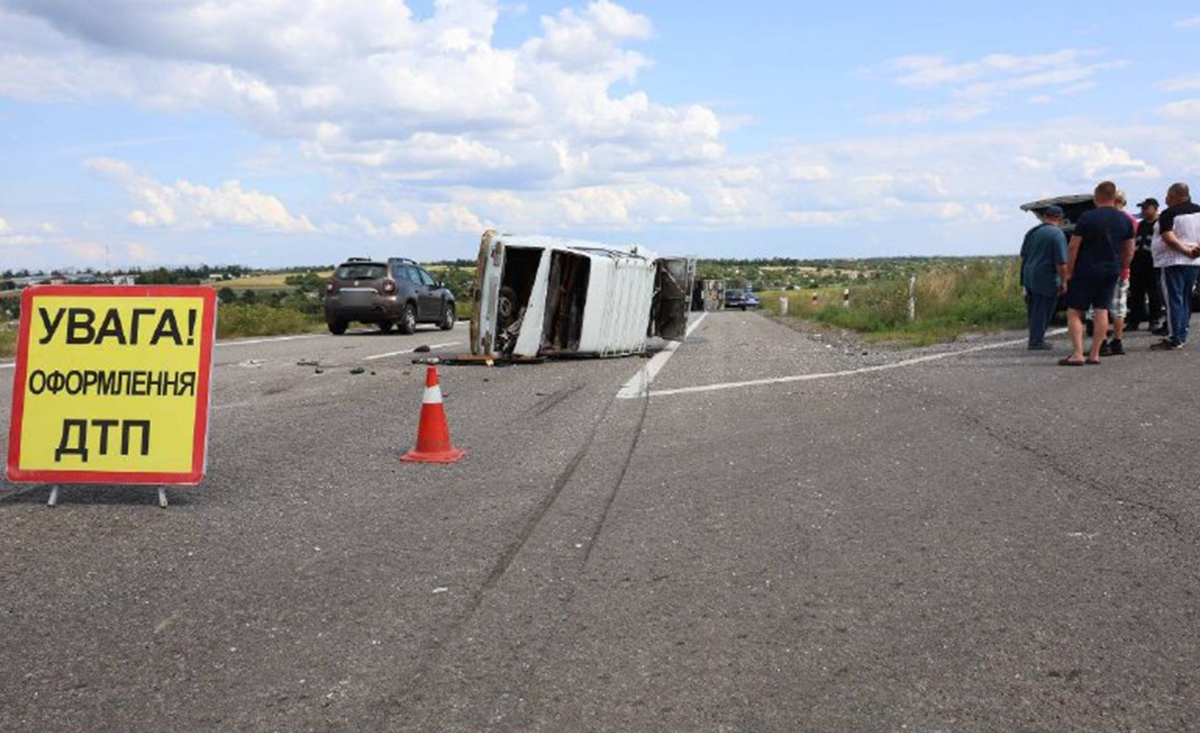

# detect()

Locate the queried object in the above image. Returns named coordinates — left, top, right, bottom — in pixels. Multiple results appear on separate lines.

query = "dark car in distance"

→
left=324, top=257, right=456, bottom=334
left=724, top=288, right=760, bottom=310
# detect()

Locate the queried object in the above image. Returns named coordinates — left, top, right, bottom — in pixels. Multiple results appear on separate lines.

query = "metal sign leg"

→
left=47, top=486, right=59, bottom=507
left=158, top=488, right=169, bottom=508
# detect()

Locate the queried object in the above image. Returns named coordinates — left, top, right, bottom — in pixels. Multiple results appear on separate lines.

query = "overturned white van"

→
left=469, top=230, right=694, bottom=359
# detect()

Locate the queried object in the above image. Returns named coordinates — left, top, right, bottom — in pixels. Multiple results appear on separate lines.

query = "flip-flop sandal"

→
left=1058, top=357, right=1085, bottom=367
left=1085, top=358, right=1101, bottom=365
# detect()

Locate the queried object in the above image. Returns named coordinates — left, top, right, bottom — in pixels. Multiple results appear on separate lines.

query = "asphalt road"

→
left=1, top=313, right=1197, bottom=732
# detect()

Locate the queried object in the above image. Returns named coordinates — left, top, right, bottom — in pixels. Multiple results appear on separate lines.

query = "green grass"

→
left=216, top=303, right=323, bottom=340
left=0, top=326, right=15, bottom=358
left=762, top=259, right=1027, bottom=346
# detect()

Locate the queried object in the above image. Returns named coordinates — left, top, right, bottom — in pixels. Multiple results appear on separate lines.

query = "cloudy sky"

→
left=2, top=0, right=1200, bottom=270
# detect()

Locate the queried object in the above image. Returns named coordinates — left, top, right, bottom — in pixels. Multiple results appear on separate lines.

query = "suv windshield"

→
left=335, top=264, right=386, bottom=280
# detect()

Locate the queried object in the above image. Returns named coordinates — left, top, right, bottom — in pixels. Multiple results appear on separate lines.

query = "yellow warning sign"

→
left=6, top=286, right=217, bottom=485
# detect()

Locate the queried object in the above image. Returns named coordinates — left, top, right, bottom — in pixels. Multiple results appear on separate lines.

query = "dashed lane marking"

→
left=616, top=313, right=708, bottom=399
left=364, top=341, right=462, bottom=361
left=217, top=334, right=321, bottom=347
left=643, top=328, right=1070, bottom=399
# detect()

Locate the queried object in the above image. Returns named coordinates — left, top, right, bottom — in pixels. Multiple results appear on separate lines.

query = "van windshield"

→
left=335, top=264, right=386, bottom=280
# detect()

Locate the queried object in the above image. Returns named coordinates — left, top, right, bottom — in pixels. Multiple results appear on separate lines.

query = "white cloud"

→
left=875, top=50, right=1123, bottom=125
left=426, top=204, right=488, bottom=233
left=125, top=242, right=155, bottom=261
left=64, top=241, right=107, bottom=261
left=0, top=3, right=1198, bottom=262
left=0, top=1, right=717, bottom=189
left=872, top=102, right=992, bottom=126
left=1160, top=98, right=1200, bottom=121
left=1044, top=142, right=1159, bottom=181
left=1158, top=74, right=1200, bottom=92
left=390, top=214, right=420, bottom=237
left=0, top=216, right=10, bottom=234
left=1176, top=16, right=1200, bottom=28
left=85, top=157, right=317, bottom=232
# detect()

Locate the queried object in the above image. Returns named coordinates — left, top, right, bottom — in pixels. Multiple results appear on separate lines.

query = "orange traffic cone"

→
left=401, top=366, right=466, bottom=464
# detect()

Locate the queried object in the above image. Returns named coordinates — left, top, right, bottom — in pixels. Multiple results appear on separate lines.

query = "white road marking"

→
left=0, top=322, right=468, bottom=363
left=217, top=334, right=321, bottom=347
left=616, top=313, right=709, bottom=399
left=364, top=341, right=461, bottom=361
left=644, top=328, right=1069, bottom=399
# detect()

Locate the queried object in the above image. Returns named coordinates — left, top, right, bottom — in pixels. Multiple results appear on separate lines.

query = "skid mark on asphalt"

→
left=616, top=312, right=708, bottom=399
left=529, top=382, right=585, bottom=415
left=640, top=327, right=1069, bottom=399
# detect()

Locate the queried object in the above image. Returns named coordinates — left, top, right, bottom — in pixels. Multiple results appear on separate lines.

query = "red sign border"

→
left=5, top=285, right=217, bottom=486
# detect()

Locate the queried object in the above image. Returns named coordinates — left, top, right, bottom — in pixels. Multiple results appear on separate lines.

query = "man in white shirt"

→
left=1150, top=182, right=1200, bottom=349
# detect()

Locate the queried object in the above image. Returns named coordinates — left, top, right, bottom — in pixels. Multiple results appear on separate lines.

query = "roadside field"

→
left=208, top=271, right=333, bottom=290
left=759, top=259, right=1027, bottom=346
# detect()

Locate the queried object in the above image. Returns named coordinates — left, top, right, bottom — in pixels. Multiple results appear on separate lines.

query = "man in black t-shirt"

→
left=1060, top=180, right=1135, bottom=365
left=1129, top=197, right=1162, bottom=330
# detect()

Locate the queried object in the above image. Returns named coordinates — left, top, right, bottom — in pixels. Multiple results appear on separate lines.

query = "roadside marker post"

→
left=843, top=288, right=850, bottom=308
left=779, top=297, right=789, bottom=316
left=908, top=275, right=917, bottom=322
left=6, top=286, right=218, bottom=506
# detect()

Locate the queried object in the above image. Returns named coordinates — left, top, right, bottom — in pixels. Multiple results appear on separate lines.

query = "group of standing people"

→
left=1020, top=180, right=1200, bottom=364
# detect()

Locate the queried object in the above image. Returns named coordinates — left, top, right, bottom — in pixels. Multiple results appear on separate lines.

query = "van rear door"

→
left=652, top=257, right=695, bottom=340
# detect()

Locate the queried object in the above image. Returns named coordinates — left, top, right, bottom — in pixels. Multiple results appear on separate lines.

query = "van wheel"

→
left=399, top=303, right=417, bottom=334
left=498, top=286, right=518, bottom=329
left=378, top=321, right=394, bottom=333
left=439, top=302, right=456, bottom=331
left=329, top=319, right=348, bottom=335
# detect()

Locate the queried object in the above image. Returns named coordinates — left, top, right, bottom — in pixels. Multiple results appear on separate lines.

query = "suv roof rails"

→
left=387, top=256, right=418, bottom=265
left=344, top=256, right=374, bottom=262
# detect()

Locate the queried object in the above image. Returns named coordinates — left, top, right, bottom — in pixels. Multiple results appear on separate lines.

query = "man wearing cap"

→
left=1150, top=182, right=1200, bottom=350
left=1129, top=197, right=1163, bottom=331
left=1020, top=205, right=1068, bottom=350
left=1060, top=181, right=1134, bottom=366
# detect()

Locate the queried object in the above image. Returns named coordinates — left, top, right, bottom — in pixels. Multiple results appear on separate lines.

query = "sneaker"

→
left=1098, top=339, right=1112, bottom=357
left=1028, top=342, right=1053, bottom=351
left=1150, top=338, right=1183, bottom=351
left=1151, top=325, right=1169, bottom=336
left=1109, top=339, right=1125, bottom=356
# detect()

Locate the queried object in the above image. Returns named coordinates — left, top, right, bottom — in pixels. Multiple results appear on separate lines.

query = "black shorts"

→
left=1064, top=272, right=1118, bottom=312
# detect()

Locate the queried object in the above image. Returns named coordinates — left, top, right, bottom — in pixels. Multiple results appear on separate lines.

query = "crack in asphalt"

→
left=907, top=383, right=1196, bottom=574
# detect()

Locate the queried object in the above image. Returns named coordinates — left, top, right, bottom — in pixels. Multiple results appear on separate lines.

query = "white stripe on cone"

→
left=423, top=384, right=443, bottom=404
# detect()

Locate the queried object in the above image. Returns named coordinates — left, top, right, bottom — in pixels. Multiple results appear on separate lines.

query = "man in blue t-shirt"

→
left=1019, top=205, right=1068, bottom=349
left=1060, top=180, right=1135, bottom=365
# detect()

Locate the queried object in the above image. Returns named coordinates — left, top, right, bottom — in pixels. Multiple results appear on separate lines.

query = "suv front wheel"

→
left=439, top=302, right=455, bottom=331
left=398, top=302, right=417, bottom=334
left=329, top=319, right=348, bottom=335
